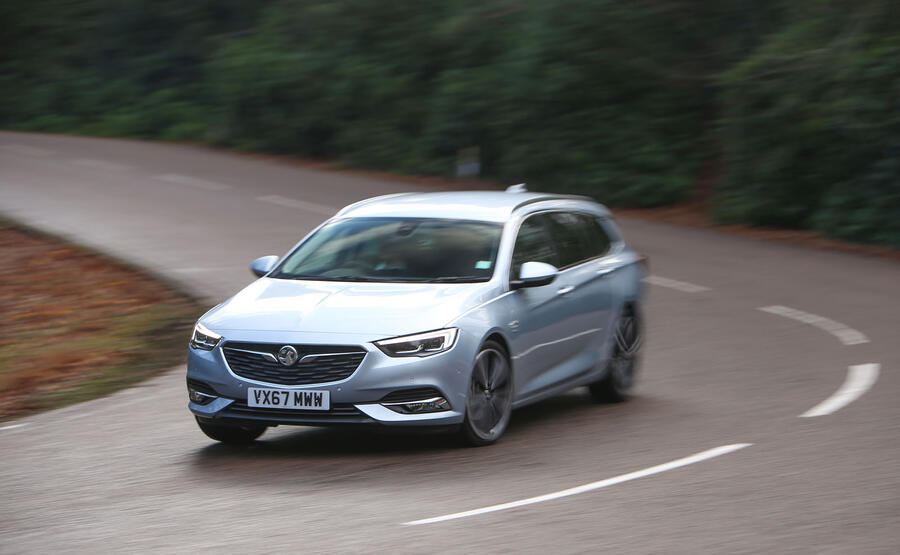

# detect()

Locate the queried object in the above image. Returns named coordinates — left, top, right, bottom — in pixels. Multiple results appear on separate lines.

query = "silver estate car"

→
left=187, top=186, right=646, bottom=446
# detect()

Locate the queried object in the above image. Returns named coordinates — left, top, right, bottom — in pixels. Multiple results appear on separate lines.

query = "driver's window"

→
left=511, top=214, right=558, bottom=278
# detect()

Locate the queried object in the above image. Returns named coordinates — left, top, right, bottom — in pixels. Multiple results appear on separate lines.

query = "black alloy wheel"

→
left=461, top=340, right=513, bottom=446
left=590, top=305, right=642, bottom=403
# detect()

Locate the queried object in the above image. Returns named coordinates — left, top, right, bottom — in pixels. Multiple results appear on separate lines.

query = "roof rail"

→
left=512, top=193, right=598, bottom=211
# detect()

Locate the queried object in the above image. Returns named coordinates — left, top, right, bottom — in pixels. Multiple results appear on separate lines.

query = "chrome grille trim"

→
left=221, top=342, right=367, bottom=386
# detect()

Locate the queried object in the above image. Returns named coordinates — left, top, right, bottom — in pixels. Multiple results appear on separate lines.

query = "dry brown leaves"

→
left=0, top=222, right=199, bottom=418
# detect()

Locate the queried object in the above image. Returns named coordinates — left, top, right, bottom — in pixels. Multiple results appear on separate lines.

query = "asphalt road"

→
left=1, top=132, right=899, bottom=554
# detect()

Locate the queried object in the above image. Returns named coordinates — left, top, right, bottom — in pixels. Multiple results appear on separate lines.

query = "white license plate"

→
left=247, top=388, right=330, bottom=411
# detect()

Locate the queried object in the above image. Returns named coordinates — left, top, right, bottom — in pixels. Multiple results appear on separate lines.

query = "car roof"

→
left=334, top=190, right=609, bottom=222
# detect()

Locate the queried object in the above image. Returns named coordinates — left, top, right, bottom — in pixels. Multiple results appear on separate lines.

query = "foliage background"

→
left=2, top=0, right=897, bottom=246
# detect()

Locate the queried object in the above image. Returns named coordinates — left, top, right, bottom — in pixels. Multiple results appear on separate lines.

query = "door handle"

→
left=557, top=285, right=575, bottom=296
left=596, top=266, right=618, bottom=277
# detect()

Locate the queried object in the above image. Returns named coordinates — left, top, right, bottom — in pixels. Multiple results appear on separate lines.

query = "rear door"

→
left=542, top=212, right=615, bottom=367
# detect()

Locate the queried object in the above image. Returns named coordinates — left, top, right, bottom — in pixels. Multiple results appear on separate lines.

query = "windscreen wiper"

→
left=429, top=276, right=481, bottom=283
left=274, top=274, right=379, bottom=282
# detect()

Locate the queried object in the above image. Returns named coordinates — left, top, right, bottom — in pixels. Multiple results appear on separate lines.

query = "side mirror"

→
left=250, top=255, right=279, bottom=277
left=511, top=261, right=559, bottom=289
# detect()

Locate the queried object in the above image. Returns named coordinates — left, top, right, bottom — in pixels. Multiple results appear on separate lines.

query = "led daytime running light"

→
left=375, top=328, right=458, bottom=357
left=190, top=322, right=222, bottom=351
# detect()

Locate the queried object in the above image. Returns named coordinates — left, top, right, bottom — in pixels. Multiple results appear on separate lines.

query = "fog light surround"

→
left=382, top=397, right=451, bottom=414
left=188, top=388, right=217, bottom=405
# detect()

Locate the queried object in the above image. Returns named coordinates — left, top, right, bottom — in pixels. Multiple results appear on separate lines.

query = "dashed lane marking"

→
left=643, top=275, right=710, bottom=293
left=800, top=363, right=880, bottom=417
left=402, top=443, right=752, bottom=526
left=0, top=144, right=53, bottom=157
left=70, top=158, right=132, bottom=172
left=256, top=194, right=337, bottom=216
left=154, top=174, right=232, bottom=192
left=759, top=305, right=869, bottom=346
left=172, top=267, right=232, bottom=274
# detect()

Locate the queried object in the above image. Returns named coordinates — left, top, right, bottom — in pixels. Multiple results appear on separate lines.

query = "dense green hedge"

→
left=718, top=1, right=900, bottom=245
left=2, top=0, right=897, bottom=246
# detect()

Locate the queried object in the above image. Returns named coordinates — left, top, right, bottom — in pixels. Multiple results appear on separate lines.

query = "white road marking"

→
left=0, top=144, right=52, bottom=157
left=0, top=389, right=167, bottom=430
left=800, top=363, right=880, bottom=417
left=643, top=275, right=710, bottom=293
left=172, top=267, right=228, bottom=274
left=402, top=443, right=752, bottom=526
left=154, top=173, right=232, bottom=192
left=759, top=305, right=869, bottom=346
left=61, top=400, right=151, bottom=423
left=257, top=194, right=336, bottom=216
left=71, top=158, right=131, bottom=172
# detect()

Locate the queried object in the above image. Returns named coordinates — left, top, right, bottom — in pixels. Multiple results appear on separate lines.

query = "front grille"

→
left=222, top=342, right=366, bottom=386
left=381, top=387, right=444, bottom=403
left=222, top=401, right=371, bottom=425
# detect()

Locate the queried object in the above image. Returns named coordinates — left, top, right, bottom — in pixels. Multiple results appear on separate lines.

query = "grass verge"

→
left=0, top=217, right=205, bottom=420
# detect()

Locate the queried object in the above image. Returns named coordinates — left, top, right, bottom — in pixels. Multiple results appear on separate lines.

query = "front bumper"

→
left=187, top=330, right=473, bottom=427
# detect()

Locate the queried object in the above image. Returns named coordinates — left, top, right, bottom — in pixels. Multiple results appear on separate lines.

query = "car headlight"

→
left=375, top=328, right=458, bottom=357
left=190, top=322, right=222, bottom=351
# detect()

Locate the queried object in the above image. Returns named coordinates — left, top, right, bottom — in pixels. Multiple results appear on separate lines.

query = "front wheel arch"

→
left=459, top=338, right=514, bottom=446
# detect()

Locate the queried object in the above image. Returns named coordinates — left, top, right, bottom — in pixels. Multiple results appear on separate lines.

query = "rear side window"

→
left=545, top=212, right=613, bottom=268
left=545, top=212, right=593, bottom=268
left=586, top=217, right=613, bottom=258
left=597, top=216, right=622, bottom=245
left=511, top=214, right=558, bottom=277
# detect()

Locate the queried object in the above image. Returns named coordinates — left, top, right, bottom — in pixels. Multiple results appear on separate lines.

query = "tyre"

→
left=195, top=417, right=267, bottom=445
left=460, top=340, right=513, bottom=446
left=590, top=304, right=642, bottom=403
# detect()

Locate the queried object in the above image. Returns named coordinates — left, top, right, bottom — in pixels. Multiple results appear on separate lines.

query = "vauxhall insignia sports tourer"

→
left=187, top=186, right=646, bottom=445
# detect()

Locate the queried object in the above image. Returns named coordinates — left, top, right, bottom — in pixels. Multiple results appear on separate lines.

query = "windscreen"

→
left=271, top=218, right=503, bottom=283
